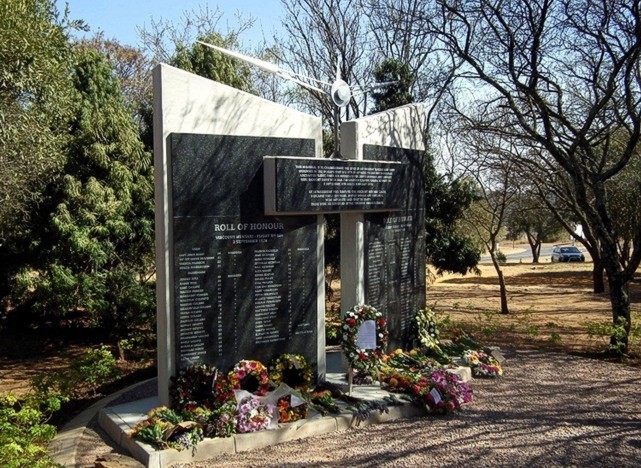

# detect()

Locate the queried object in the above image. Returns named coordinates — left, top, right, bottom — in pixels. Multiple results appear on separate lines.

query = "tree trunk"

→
left=525, top=232, right=540, bottom=263
left=530, top=241, right=541, bottom=263
left=489, top=251, right=509, bottom=314
left=592, top=259, right=605, bottom=294
left=497, top=269, right=509, bottom=314
left=606, top=273, right=631, bottom=355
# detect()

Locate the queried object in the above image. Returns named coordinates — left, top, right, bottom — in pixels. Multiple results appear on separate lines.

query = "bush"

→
left=0, top=392, right=63, bottom=468
left=31, top=345, right=120, bottom=399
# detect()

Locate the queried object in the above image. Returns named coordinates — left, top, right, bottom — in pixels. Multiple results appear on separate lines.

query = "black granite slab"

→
left=170, top=134, right=319, bottom=374
left=362, top=144, right=426, bottom=350
left=265, top=157, right=407, bottom=214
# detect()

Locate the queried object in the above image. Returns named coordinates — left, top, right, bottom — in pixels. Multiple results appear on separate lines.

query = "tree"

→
left=137, top=7, right=257, bottom=151
left=170, top=32, right=254, bottom=92
left=457, top=130, right=519, bottom=315
left=506, top=191, right=565, bottom=263
left=370, top=57, right=480, bottom=276
left=12, top=49, right=154, bottom=336
left=370, top=58, right=415, bottom=112
left=426, top=0, right=641, bottom=353
left=78, top=34, right=152, bottom=116
left=424, top=163, right=481, bottom=275
left=275, top=0, right=369, bottom=127
left=0, top=0, right=78, bottom=308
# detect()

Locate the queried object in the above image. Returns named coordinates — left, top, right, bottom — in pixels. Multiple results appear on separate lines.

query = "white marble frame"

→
left=153, top=64, right=325, bottom=406
left=339, top=104, right=427, bottom=315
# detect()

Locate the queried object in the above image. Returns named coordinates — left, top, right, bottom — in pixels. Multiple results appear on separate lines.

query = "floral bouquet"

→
left=412, top=308, right=441, bottom=351
left=462, top=350, right=503, bottom=377
left=130, top=406, right=204, bottom=451
left=170, top=363, right=223, bottom=412
left=228, top=360, right=270, bottom=396
left=411, top=370, right=473, bottom=414
left=382, top=370, right=417, bottom=393
left=277, top=394, right=309, bottom=423
left=183, top=403, right=237, bottom=438
left=236, top=396, right=276, bottom=433
left=340, top=304, right=388, bottom=373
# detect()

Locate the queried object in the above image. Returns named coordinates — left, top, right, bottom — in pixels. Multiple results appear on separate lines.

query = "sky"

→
left=55, top=0, right=284, bottom=48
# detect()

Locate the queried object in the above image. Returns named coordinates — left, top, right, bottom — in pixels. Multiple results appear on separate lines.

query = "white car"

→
left=551, top=246, right=585, bottom=262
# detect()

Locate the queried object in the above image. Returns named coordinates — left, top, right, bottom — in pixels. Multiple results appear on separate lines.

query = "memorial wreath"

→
left=170, top=363, right=220, bottom=412
left=412, top=308, right=441, bottom=350
left=269, top=353, right=313, bottom=391
left=340, top=304, right=388, bottom=372
left=227, top=360, right=270, bottom=396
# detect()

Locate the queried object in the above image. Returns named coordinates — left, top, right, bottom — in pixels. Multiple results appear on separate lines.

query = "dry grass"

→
left=429, top=259, right=641, bottom=365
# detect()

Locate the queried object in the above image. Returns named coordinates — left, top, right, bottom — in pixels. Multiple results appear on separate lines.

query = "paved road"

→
left=481, top=244, right=589, bottom=263
left=481, top=245, right=553, bottom=262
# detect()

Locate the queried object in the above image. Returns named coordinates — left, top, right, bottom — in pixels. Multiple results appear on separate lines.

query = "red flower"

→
left=378, top=318, right=386, bottom=327
left=347, top=318, right=356, bottom=327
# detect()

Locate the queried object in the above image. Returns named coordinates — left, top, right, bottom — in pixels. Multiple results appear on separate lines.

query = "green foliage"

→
left=0, top=0, right=78, bottom=307
left=368, top=57, right=479, bottom=276
left=549, top=332, right=562, bottom=344
left=10, top=49, right=155, bottom=336
left=171, top=32, right=254, bottom=92
left=425, top=168, right=481, bottom=275
left=496, top=251, right=507, bottom=264
left=72, top=346, right=120, bottom=395
left=582, top=315, right=641, bottom=355
left=0, top=391, right=62, bottom=468
left=32, top=346, right=119, bottom=399
left=474, top=311, right=500, bottom=338
left=370, top=58, right=414, bottom=113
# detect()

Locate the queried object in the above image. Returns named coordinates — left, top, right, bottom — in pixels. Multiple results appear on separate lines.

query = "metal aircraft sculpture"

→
left=196, top=40, right=395, bottom=157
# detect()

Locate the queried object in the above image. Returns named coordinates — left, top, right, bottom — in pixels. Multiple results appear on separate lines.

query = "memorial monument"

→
left=153, top=55, right=426, bottom=406
left=153, top=64, right=325, bottom=406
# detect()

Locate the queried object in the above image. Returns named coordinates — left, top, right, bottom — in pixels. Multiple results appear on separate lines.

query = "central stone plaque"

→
left=171, top=133, right=319, bottom=373
left=264, top=156, right=407, bottom=215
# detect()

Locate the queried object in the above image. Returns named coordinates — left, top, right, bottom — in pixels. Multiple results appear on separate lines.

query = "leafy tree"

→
left=371, top=58, right=415, bottom=113
left=370, top=57, right=480, bottom=276
left=506, top=191, right=565, bottom=263
left=170, top=32, right=254, bottom=92
left=427, top=0, right=641, bottom=353
left=0, top=0, right=78, bottom=308
left=78, top=34, right=151, bottom=116
left=11, top=49, right=154, bottom=336
left=425, top=165, right=481, bottom=275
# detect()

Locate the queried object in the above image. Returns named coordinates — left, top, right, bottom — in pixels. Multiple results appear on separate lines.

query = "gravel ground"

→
left=77, top=350, right=641, bottom=467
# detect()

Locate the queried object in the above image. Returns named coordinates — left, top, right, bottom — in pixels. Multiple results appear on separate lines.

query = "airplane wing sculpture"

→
left=196, top=40, right=396, bottom=157
left=196, top=40, right=395, bottom=108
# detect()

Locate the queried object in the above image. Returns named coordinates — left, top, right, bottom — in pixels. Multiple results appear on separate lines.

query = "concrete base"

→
left=99, top=376, right=426, bottom=468
left=99, top=363, right=472, bottom=468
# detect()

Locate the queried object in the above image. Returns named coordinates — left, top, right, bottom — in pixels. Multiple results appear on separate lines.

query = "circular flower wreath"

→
left=227, top=360, right=270, bottom=396
left=340, top=304, right=389, bottom=372
left=170, top=363, right=221, bottom=412
left=269, top=353, right=313, bottom=391
left=412, top=308, right=441, bottom=350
